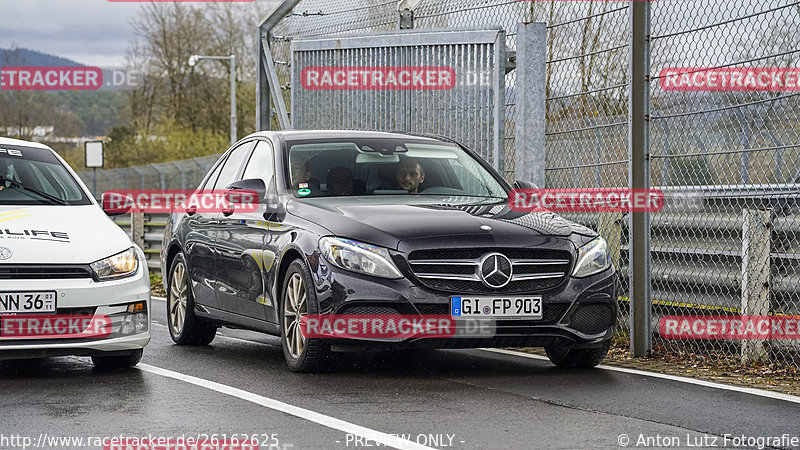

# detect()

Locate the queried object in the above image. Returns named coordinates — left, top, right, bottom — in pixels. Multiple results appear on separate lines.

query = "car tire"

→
left=545, top=339, right=611, bottom=368
left=91, top=348, right=143, bottom=369
left=167, top=252, right=217, bottom=345
left=280, top=259, right=330, bottom=373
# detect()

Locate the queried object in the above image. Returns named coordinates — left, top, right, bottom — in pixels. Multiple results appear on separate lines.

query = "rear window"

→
left=0, top=145, right=91, bottom=206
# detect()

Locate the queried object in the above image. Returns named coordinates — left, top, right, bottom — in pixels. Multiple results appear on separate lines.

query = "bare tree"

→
left=0, top=48, right=54, bottom=139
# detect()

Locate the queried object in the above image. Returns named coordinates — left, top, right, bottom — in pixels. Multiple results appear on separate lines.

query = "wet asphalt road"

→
left=1, top=298, right=799, bottom=450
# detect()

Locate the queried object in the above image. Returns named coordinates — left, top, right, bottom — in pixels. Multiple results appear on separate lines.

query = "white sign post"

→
left=85, top=140, right=104, bottom=197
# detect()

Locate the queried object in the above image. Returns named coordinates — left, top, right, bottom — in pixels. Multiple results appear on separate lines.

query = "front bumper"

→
left=310, top=257, right=617, bottom=350
left=0, top=263, right=151, bottom=360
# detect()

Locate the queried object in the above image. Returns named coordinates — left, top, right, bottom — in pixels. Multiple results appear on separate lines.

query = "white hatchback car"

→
left=0, top=137, right=150, bottom=368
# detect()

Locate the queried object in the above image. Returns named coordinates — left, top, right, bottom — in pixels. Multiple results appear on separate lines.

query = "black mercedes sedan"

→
left=161, top=130, right=616, bottom=372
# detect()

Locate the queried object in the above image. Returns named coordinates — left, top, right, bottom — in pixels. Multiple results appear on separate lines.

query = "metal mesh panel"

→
left=290, top=31, right=504, bottom=167
left=649, top=0, right=800, bottom=364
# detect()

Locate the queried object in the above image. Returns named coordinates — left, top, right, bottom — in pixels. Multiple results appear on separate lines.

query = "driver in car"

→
left=290, top=157, right=321, bottom=195
left=395, top=157, right=425, bottom=194
left=327, top=166, right=354, bottom=196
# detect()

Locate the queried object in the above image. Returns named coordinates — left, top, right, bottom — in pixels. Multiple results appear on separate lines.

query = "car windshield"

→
left=285, top=137, right=508, bottom=199
left=0, top=146, right=91, bottom=206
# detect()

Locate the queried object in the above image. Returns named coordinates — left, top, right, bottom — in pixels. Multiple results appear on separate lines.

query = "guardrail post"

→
left=628, top=0, right=652, bottom=357
left=599, top=212, right=623, bottom=273
left=131, top=212, right=145, bottom=251
left=741, top=208, right=771, bottom=364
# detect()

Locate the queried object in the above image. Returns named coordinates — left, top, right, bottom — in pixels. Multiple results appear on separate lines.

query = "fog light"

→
left=134, top=313, right=148, bottom=333
left=121, top=315, right=136, bottom=335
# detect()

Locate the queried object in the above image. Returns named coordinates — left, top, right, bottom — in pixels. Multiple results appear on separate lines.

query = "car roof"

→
left=253, top=130, right=448, bottom=144
left=0, top=137, right=52, bottom=150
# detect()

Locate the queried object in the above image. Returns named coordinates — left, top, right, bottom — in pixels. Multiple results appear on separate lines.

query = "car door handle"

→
left=222, top=207, right=235, bottom=217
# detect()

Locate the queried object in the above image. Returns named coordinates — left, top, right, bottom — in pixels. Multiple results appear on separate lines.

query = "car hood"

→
left=287, top=197, right=597, bottom=251
left=0, top=205, right=133, bottom=264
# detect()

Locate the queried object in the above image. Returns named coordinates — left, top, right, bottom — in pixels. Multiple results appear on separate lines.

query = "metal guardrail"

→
left=121, top=185, right=800, bottom=309
left=112, top=213, right=168, bottom=275
left=112, top=184, right=799, bottom=359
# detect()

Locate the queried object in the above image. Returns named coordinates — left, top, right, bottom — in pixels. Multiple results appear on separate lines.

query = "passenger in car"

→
left=326, top=166, right=354, bottom=196
left=395, top=157, right=425, bottom=194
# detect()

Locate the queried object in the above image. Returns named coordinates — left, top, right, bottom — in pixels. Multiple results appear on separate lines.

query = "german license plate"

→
left=0, top=291, right=57, bottom=314
left=451, top=296, right=542, bottom=319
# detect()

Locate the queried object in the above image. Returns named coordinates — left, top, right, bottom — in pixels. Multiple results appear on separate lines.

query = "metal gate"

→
left=259, top=12, right=546, bottom=180
left=289, top=29, right=506, bottom=169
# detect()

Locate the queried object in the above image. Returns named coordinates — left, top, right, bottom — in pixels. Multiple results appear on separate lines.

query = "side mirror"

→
left=101, top=192, right=134, bottom=215
left=225, top=178, right=266, bottom=203
left=513, top=180, right=538, bottom=190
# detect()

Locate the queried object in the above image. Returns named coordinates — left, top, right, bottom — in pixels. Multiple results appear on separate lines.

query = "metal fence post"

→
left=132, top=166, right=145, bottom=190
left=629, top=0, right=652, bottom=357
left=257, top=34, right=271, bottom=131
left=398, top=0, right=421, bottom=30
left=152, top=164, right=167, bottom=191
left=514, top=22, right=547, bottom=187
left=492, top=31, right=507, bottom=173
left=741, top=208, right=771, bottom=363
left=257, top=0, right=300, bottom=131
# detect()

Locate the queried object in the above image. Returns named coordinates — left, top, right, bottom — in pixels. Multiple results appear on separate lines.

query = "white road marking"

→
left=482, top=348, right=800, bottom=405
left=152, top=294, right=800, bottom=405
left=137, top=363, right=434, bottom=450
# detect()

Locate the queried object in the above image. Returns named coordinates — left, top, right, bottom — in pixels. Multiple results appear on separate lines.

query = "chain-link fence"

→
left=264, top=0, right=635, bottom=341
left=76, top=155, right=221, bottom=196
left=79, top=1, right=800, bottom=367
left=259, top=0, right=800, bottom=367
left=649, top=0, right=800, bottom=364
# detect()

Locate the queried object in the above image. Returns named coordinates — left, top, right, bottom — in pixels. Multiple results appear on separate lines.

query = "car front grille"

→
left=339, top=305, right=401, bottom=315
left=0, top=265, right=93, bottom=280
left=406, top=248, right=572, bottom=294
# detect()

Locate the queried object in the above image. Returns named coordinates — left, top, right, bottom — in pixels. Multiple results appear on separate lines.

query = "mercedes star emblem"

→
left=479, top=252, right=513, bottom=288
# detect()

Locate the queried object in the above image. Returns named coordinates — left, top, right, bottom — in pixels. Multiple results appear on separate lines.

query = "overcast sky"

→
left=0, top=0, right=280, bottom=67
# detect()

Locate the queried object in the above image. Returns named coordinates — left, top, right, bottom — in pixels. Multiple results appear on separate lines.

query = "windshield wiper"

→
left=0, top=175, right=70, bottom=205
left=419, top=194, right=507, bottom=199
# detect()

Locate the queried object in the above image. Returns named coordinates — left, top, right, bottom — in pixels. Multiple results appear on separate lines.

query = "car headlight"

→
left=572, top=237, right=611, bottom=278
left=319, top=237, right=403, bottom=279
left=91, top=247, right=139, bottom=281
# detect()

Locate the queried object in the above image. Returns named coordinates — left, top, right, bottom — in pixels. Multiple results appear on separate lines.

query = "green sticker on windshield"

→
left=298, top=188, right=311, bottom=196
